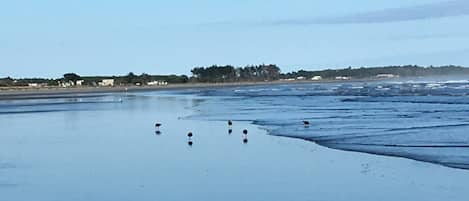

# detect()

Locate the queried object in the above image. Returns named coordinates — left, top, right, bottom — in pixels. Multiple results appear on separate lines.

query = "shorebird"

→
left=303, top=121, right=310, bottom=127
left=187, top=132, right=193, bottom=138
left=155, top=123, right=162, bottom=130
left=228, top=120, right=233, bottom=127
left=243, top=129, right=248, bottom=135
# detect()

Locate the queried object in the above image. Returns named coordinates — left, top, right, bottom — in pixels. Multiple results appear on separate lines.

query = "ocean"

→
left=1, top=78, right=469, bottom=200
left=184, top=78, right=469, bottom=170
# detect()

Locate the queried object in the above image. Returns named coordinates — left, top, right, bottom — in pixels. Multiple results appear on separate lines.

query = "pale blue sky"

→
left=1, top=0, right=469, bottom=78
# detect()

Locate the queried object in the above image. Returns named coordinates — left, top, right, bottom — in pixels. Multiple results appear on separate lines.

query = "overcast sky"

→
left=1, top=0, right=469, bottom=78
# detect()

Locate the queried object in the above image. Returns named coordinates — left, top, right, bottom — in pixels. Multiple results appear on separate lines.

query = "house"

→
left=99, top=79, right=114, bottom=86
left=335, top=76, right=351, bottom=80
left=147, top=81, right=168, bottom=86
left=58, top=80, right=74, bottom=87
left=296, top=76, right=306, bottom=80
left=376, top=74, right=398, bottom=79
left=76, top=80, right=85, bottom=86
left=28, top=83, right=48, bottom=87
left=311, top=76, right=322, bottom=81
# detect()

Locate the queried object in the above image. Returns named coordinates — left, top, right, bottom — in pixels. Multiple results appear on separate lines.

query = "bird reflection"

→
left=155, top=130, right=161, bottom=135
left=188, top=140, right=193, bottom=146
left=228, top=129, right=233, bottom=134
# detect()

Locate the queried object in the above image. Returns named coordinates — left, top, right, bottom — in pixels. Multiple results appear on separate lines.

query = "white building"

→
left=99, top=79, right=114, bottom=86
left=335, top=76, right=351, bottom=80
left=311, top=76, right=322, bottom=81
left=376, top=74, right=398, bottom=79
left=147, top=81, right=168, bottom=86
left=296, top=76, right=306, bottom=80
left=76, top=80, right=85, bottom=86
left=58, top=81, right=74, bottom=87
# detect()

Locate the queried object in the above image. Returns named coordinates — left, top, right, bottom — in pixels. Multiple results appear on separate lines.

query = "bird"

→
left=243, top=129, right=248, bottom=135
left=228, top=120, right=233, bottom=126
left=155, top=123, right=162, bottom=129
left=303, top=121, right=310, bottom=127
left=187, top=132, right=193, bottom=138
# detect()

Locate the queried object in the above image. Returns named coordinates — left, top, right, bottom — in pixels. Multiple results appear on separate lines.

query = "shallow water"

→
left=183, top=78, right=469, bottom=170
left=1, top=84, right=469, bottom=201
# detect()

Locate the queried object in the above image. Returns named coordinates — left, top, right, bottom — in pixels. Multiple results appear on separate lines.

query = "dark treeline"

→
left=82, top=73, right=189, bottom=85
left=282, top=65, right=469, bottom=79
left=190, top=64, right=281, bottom=82
left=0, top=73, right=188, bottom=87
left=0, top=77, right=57, bottom=87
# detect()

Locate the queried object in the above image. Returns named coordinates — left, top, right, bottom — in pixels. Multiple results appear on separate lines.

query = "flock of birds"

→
left=154, top=120, right=310, bottom=146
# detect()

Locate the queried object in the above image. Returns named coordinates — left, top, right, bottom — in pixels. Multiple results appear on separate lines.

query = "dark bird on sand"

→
left=155, top=123, right=162, bottom=128
left=228, top=120, right=233, bottom=126
left=303, top=121, right=310, bottom=126
left=188, top=132, right=193, bottom=138
left=243, top=129, right=248, bottom=135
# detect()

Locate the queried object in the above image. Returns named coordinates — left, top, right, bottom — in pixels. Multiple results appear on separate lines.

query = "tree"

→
left=63, top=73, right=81, bottom=84
left=125, top=72, right=137, bottom=84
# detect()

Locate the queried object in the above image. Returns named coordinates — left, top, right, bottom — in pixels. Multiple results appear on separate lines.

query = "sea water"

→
left=1, top=79, right=469, bottom=200
left=182, top=78, right=469, bottom=170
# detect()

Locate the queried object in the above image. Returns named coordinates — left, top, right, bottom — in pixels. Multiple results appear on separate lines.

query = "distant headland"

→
left=2, top=65, right=469, bottom=89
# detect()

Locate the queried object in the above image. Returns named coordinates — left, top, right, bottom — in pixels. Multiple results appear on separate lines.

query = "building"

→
left=99, top=79, right=114, bottom=86
left=58, top=80, right=74, bottom=87
left=311, top=76, right=322, bottom=81
left=76, top=80, right=85, bottom=86
left=376, top=74, right=398, bottom=79
left=335, top=76, right=351, bottom=80
left=147, top=81, right=168, bottom=86
left=296, top=76, right=306, bottom=80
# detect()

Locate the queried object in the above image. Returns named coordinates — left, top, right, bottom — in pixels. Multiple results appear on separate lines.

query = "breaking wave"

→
left=185, top=78, right=469, bottom=170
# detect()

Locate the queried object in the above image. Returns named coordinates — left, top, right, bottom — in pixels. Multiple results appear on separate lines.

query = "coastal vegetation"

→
left=283, top=65, right=469, bottom=80
left=190, top=64, right=281, bottom=82
left=1, top=65, right=469, bottom=87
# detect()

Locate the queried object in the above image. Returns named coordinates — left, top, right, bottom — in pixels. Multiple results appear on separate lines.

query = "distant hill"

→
left=282, top=65, right=469, bottom=80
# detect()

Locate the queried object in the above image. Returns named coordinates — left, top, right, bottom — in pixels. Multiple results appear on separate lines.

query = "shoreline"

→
left=0, top=79, right=373, bottom=100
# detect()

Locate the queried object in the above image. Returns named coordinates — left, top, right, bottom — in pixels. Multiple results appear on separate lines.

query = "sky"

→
left=1, top=0, right=469, bottom=78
